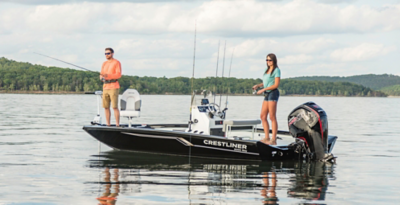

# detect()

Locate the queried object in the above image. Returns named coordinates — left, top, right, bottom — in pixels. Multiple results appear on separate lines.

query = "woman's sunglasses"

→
left=266, top=59, right=273, bottom=62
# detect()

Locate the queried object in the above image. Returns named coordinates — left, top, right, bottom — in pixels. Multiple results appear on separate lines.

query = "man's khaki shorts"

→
left=102, top=89, right=119, bottom=109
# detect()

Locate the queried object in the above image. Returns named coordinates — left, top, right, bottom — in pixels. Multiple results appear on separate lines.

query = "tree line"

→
left=380, top=84, right=400, bottom=96
left=0, top=57, right=387, bottom=97
left=291, top=74, right=400, bottom=91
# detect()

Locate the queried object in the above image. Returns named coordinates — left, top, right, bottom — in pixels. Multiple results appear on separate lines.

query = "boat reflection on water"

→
left=87, top=151, right=335, bottom=204
left=96, top=167, right=120, bottom=205
left=287, top=162, right=332, bottom=201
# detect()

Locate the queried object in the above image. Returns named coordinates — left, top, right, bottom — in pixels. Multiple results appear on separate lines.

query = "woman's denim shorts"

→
left=264, top=89, right=280, bottom=102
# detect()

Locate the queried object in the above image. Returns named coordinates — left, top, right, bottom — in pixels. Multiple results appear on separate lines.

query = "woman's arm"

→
left=252, top=83, right=264, bottom=90
left=257, top=77, right=280, bottom=94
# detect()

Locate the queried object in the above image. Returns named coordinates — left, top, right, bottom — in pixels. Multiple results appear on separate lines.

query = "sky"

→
left=0, top=0, right=399, bottom=79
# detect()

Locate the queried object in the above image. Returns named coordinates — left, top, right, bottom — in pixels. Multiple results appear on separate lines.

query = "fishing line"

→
left=33, top=52, right=93, bottom=72
left=34, top=51, right=108, bottom=94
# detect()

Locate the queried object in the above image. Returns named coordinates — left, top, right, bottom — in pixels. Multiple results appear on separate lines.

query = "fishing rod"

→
left=225, top=48, right=235, bottom=109
left=219, top=41, right=226, bottom=107
left=213, top=40, right=220, bottom=104
left=188, top=21, right=197, bottom=166
left=33, top=52, right=94, bottom=72
left=34, top=52, right=108, bottom=95
left=188, top=21, right=197, bottom=132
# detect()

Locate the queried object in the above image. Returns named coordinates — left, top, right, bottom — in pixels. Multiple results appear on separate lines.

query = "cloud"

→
left=192, top=0, right=400, bottom=36
left=1, top=0, right=400, bottom=37
left=0, top=0, right=189, bottom=4
left=317, top=0, right=357, bottom=4
left=232, top=37, right=336, bottom=58
left=280, top=54, right=314, bottom=65
left=330, top=43, right=396, bottom=62
left=0, top=0, right=284, bottom=5
left=0, top=0, right=399, bottom=79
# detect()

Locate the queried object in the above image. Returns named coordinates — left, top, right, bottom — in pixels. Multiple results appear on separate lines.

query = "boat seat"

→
left=120, top=89, right=141, bottom=127
left=223, top=119, right=261, bottom=139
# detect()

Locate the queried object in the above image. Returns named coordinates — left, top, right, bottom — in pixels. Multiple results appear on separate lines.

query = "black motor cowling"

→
left=288, top=102, right=328, bottom=160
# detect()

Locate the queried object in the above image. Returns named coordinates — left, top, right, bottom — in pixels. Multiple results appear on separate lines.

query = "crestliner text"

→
left=203, top=140, right=247, bottom=150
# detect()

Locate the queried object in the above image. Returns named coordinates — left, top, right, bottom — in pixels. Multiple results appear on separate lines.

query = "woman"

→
left=252, top=53, right=281, bottom=145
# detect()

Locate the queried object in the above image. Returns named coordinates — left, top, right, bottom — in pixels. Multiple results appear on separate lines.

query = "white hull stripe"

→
left=193, top=145, right=259, bottom=156
left=121, top=132, right=259, bottom=155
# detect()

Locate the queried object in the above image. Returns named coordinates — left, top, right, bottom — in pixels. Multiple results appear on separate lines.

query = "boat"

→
left=83, top=89, right=337, bottom=162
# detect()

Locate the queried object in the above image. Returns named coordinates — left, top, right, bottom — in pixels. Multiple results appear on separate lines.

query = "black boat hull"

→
left=84, top=125, right=261, bottom=160
left=83, top=125, right=338, bottom=161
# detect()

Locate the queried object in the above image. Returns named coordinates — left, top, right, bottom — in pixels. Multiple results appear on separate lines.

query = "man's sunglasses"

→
left=105, top=53, right=112, bottom=55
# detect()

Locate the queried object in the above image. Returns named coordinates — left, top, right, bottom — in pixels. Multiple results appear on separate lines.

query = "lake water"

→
left=1, top=94, right=400, bottom=204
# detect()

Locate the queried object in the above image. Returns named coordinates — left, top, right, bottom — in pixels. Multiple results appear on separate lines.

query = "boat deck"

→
left=151, top=125, right=296, bottom=146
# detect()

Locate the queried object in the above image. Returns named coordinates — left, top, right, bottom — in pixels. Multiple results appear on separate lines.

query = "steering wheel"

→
left=208, top=103, right=224, bottom=118
left=208, top=103, right=219, bottom=115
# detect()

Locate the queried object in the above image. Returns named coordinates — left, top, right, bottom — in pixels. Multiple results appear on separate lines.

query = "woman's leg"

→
left=260, top=100, right=270, bottom=143
left=267, top=100, right=278, bottom=142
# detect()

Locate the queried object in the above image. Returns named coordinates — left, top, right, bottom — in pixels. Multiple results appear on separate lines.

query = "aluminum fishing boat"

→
left=83, top=89, right=337, bottom=161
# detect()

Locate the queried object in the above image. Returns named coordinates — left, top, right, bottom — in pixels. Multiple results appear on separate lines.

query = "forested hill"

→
left=290, top=74, right=400, bottom=90
left=0, top=57, right=387, bottom=97
left=379, top=84, right=400, bottom=96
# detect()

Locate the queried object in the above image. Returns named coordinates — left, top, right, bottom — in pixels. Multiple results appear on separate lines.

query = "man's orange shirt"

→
left=101, top=59, right=122, bottom=90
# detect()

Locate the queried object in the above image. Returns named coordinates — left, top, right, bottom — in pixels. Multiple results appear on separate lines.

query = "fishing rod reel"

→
left=253, top=88, right=267, bottom=95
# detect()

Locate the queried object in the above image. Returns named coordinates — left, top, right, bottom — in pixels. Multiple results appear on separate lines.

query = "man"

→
left=100, top=47, right=122, bottom=126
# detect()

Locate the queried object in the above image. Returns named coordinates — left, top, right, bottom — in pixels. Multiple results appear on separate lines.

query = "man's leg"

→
left=113, top=108, right=120, bottom=127
left=103, top=90, right=112, bottom=126
left=105, top=108, right=111, bottom=126
left=111, top=89, right=120, bottom=127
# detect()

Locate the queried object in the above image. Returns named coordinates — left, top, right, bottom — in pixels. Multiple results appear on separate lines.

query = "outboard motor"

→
left=288, top=102, right=328, bottom=161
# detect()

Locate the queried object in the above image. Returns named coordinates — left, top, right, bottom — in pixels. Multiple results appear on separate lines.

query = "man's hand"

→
left=100, top=74, right=109, bottom=81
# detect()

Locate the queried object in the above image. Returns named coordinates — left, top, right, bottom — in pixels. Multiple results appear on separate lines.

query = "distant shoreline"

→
left=0, top=57, right=395, bottom=98
left=0, top=90, right=395, bottom=97
left=0, top=90, right=83, bottom=94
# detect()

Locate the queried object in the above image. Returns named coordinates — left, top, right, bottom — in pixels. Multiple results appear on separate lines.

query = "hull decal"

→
left=176, top=138, right=194, bottom=146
